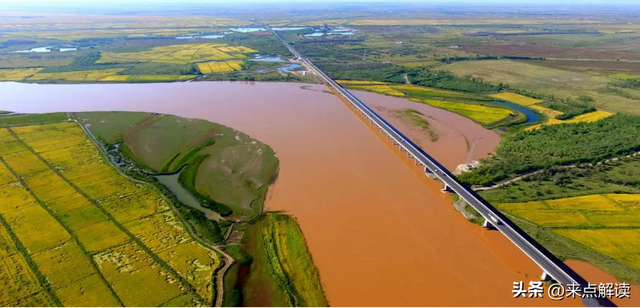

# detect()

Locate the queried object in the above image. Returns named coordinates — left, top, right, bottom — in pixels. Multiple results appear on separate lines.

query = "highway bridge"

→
left=269, top=26, right=614, bottom=306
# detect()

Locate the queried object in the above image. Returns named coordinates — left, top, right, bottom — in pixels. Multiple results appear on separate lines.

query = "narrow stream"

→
left=154, top=170, right=222, bottom=221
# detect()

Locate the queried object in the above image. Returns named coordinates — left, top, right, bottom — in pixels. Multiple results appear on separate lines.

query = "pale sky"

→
left=0, top=0, right=639, bottom=4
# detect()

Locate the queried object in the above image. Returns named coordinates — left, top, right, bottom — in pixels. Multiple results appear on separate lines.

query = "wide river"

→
left=0, top=81, right=632, bottom=306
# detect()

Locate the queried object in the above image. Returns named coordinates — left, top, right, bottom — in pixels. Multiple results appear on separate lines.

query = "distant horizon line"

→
left=2, top=0, right=640, bottom=5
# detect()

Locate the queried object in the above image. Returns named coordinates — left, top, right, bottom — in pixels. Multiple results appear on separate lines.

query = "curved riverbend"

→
left=0, top=81, right=612, bottom=306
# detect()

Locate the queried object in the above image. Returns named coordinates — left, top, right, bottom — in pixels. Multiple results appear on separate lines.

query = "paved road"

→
left=270, top=26, right=616, bottom=307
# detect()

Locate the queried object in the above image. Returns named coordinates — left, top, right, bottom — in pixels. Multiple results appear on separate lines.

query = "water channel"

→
left=0, top=81, right=627, bottom=306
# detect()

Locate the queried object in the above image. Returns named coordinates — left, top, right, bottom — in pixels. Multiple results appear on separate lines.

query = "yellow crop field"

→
left=28, top=69, right=126, bottom=82
left=491, top=92, right=543, bottom=106
left=565, top=110, right=615, bottom=123
left=0, top=182, right=38, bottom=214
left=349, top=84, right=405, bottom=96
left=97, top=43, right=255, bottom=65
left=122, top=75, right=194, bottom=82
left=158, top=241, right=221, bottom=299
left=586, top=212, right=640, bottom=228
left=97, top=75, right=130, bottom=82
left=0, top=141, right=26, bottom=156
left=197, top=60, right=243, bottom=73
left=555, top=229, right=640, bottom=269
left=1, top=151, right=49, bottom=175
left=125, top=211, right=218, bottom=298
left=0, top=68, right=41, bottom=81
left=607, top=194, right=640, bottom=210
left=100, top=190, right=166, bottom=223
left=507, top=209, right=591, bottom=227
left=0, top=224, right=17, bottom=258
left=0, top=162, right=17, bottom=186
left=526, top=109, right=614, bottom=131
left=31, top=241, right=96, bottom=289
left=545, top=195, right=622, bottom=211
left=93, top=243, right=186, bottom=306
left=24, top=171, right=76, bottom=201
left=74, top=220, right=129, bottom=253
left=411, top=98, right=512, bottom=124
left=0, top=254, right=54, bottom=306
left=55, top=274, right=122, bottom=307
left=0, top=129, right=15, bottom=143
left=2, top=121, right=222, bottom=305
left=3, top=204, right=71, bottom=253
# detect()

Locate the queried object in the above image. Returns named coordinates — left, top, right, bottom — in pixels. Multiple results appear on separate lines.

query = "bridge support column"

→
left=424, top=166, right=437, bottom=179
left=482, top=219, right=495, bottom=230
left=441, top=184, right=454, bottom=193
left=541, top=271, right=553, bottom=282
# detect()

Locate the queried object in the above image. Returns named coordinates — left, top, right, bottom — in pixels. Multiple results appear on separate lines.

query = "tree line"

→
left=458, top=114, right=640, bottom=185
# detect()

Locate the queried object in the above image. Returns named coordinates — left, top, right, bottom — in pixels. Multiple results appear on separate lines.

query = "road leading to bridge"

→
left=269, top=25, right=615, bottom=307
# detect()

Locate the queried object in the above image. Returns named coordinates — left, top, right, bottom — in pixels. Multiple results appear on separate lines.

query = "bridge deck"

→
left=270, top=26, right=584, bottom=287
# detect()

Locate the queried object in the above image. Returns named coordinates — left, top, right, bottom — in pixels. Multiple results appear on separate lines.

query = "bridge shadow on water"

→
left=328, top=85, right=617, bottom=308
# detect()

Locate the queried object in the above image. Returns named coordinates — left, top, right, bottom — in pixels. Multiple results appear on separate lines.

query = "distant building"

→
left=322, top=23, right=331, bottom=31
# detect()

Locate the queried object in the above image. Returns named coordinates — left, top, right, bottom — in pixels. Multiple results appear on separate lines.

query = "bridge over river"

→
left=268, top=25, right=615, bottom=307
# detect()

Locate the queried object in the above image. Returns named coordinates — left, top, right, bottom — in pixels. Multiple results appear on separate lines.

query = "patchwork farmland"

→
left=0, top=121, right=221, bottom=306
left=97, top=43, right=256, bottom=65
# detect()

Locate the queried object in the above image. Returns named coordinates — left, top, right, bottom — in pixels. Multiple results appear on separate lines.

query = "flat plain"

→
left=0, top=121, right=222, bottom=306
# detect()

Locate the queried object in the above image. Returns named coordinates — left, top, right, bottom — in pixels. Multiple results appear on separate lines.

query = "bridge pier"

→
left=540, top=271, right=554, bottom=282
left=424, top=166, right=437, bottom=179
left=482, top=219, right=496, bottom=230
left=441, top=183, right=455, bottom=193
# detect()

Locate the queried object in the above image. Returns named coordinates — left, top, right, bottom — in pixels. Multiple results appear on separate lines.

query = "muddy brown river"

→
left=0, top=81, right=631, bottom=306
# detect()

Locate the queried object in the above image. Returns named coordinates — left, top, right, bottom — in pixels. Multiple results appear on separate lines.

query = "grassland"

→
left=79, top=112, right=278, bottom=218
left=497, top=193, right=640, bottom=283
left=444, top=60, right=640, bottom=115
left=0, top=120, right=224, bottom=306
left=223, top=214, right=328, bottom=307
left=491, top=92, right=543, bottom=106
left=262, top=214, right=327, bottom=306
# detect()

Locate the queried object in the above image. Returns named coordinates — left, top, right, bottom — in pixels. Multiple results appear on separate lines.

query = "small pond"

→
left=251, top=56, right=284, bottom=62
left=230, top=27, right=266, bottom=33
left=278, top=63, right=302, bottom=73
left=13, top=46, right=78, bottom=53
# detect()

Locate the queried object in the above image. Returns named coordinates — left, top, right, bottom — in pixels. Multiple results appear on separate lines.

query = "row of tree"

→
left=458, top=114, right=640, bottom=185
